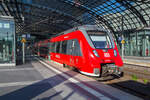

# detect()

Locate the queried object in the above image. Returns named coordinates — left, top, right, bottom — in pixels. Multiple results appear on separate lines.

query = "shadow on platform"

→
left=0, top=70, right=78, bottom=100
left=108, top=80, right=150, bottom=100
left=65, top=80, right=150, bottom=100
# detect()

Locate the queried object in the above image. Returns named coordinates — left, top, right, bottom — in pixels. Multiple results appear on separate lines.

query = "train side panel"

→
left=49, top=28, right=123, bottom=77
left=50, top=31, right=86, bottom=69
left=50, top=30, right=98, bottom=75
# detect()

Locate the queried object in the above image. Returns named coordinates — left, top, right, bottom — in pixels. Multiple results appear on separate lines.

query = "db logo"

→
left=104, top=53, right=110, bottom=57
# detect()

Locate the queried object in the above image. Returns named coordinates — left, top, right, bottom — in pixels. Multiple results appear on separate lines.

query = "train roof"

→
left=52, top=25, right=107, bottom=38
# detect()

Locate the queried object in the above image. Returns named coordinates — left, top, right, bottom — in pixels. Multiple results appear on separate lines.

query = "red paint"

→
left=34, top=26, right=123, bottom=77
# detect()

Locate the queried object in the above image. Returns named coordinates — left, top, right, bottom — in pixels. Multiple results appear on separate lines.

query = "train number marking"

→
left=55, top=55, right=60, bottom=58
left=104, top=53, right=110, bottom=57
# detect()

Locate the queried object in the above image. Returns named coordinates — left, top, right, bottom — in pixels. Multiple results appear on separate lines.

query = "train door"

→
left=67, top=40, right=75, bottom=66
left=55, top=42, right=61, bottom=62
left=70, top=40, right=75, bottom=66
left=73, top=39, right=83, bottom=69
left=50, top=42, right=56, bottom=61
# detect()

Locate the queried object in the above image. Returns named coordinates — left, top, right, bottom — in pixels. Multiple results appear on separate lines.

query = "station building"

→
left=0, top=16, right=16, bottom=66
left=123, top=4, right=150, bottom=57
left=124, top=28, right=150, bottom=57
left=102, top=4, right=150, bottom=57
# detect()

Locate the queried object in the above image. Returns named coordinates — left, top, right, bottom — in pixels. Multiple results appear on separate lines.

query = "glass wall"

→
left=124, top=29, right=150, bottom=57
left=0, top=17, right=16, bottom=65
left=145, top=30, right=150, bottom=56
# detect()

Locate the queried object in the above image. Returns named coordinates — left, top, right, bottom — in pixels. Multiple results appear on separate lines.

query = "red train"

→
left=34, top=25, right=123, bottom=77
left=33, top=40, right=49, bottom=58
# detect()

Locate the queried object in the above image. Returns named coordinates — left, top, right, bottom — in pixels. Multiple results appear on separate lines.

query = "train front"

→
left=84, top=25, right=123, bottom=77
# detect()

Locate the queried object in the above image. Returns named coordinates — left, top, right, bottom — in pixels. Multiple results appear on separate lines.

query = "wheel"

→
left=119, top=72, right=124, bottom=77
left=63, top=64, right=67, bottom=68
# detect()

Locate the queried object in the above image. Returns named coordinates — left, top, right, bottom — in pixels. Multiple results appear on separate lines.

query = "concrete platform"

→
left=39, top=58, right=143, bottom=100
left=123, top=56, right=150, bottom=67
left=0, top=57, right=143, bottom=100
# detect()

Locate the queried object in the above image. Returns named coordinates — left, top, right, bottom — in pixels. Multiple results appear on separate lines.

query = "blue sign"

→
left=22, top=34, right=26, bottom=38
left=118, top=37, right=122, bottom=42
left=27, top=34, right=31, bottom=39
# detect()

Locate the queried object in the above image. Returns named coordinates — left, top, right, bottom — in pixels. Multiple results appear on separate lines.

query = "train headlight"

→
left=93, top=50, right=99, bottom=57
left=114, top=50, right=117, bottom=57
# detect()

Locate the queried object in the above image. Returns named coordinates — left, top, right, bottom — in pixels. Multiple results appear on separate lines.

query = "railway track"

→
left=123, top=64, right=150, bottom=80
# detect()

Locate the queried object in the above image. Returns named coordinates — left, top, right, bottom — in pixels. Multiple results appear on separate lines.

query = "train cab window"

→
left=88, top=31, right=113, bottom=49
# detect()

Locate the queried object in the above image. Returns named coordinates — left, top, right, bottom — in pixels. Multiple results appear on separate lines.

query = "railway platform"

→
left=123, top=56, right=150, bottom=67
left=0, top=56, right=142, bottom=100
left=123, top=56, right=150, bottom=81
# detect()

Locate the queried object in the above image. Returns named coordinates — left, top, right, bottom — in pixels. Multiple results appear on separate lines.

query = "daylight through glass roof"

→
left=0, top=0, right=149, bottom=37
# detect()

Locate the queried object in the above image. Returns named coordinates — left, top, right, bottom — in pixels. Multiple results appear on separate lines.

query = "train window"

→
left=49, top=43, right=52, bottom=52
left=51, top=42, right=56, bottom=53
left=90, top=35, right=112, bottom=49
left=46, top=47, right=49, bottom=54
left=59, top=41, right=62, bottom=53
left=39, top=47, right=49, bottom=55
left=88, top=31, right=112, bottom=49
left=56, top=42, right=61, bottom=53
left=61, top=41, right=67, bottom=54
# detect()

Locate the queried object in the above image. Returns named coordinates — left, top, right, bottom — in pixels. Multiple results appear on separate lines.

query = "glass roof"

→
left=0, top=0, right=149, bottom=37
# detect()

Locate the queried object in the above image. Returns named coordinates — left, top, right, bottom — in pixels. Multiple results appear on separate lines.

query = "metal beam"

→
left=60, top=0, right=115, bottom=33
left=127, top=0, right=150, bottom=4
left=14, top=0, right=22, bottom=21
left=4, top=1, right=14, bottom=16
left=5, top=1, right=83, bottom=25
left=0, top=1, right=9, bottom=16
left=117, top=0, right=148, bottom=27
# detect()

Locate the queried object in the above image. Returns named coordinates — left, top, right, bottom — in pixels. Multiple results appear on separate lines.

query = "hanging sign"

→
left=121, top=40, right=125, bottom=44
left=21, top=38, right=26, bottom=43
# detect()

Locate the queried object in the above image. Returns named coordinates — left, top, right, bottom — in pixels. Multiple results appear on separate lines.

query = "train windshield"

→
left=88, top=31, right=113, bottom=49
